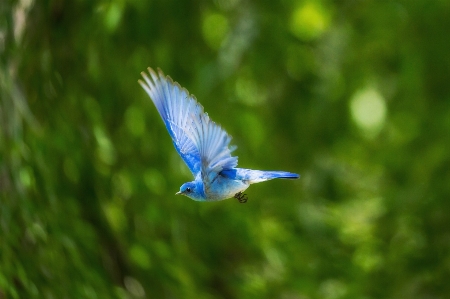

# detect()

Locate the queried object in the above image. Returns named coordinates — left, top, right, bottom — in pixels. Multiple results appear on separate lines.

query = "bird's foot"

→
left=234, top=192, right=248, bottom=203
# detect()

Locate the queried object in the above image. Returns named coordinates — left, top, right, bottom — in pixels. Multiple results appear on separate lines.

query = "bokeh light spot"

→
left=129, top=245, right=151, bottom=269
left=19, top=167, right=33, bottom=188
left=103, top=203, right=127, bottom=232
left=124, top=276, right=145, bottom=297
left=350, top=87, right=387, bottom=137
left=353, top=245, right=383, bottom=272
left=102, top=2, right=123, bottom=32
left=94, top=126, right=116, bottom=165
left=202, top=12, right=229, bottom=50
left=290, top=2, right=330, bottom=41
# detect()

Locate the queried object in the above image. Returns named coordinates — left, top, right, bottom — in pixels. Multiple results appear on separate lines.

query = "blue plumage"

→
left=139, top=68, right=299, bottom=202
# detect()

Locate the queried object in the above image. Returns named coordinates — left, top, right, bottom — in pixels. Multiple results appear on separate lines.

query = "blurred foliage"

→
left=1, top=0, right=450, bottom=298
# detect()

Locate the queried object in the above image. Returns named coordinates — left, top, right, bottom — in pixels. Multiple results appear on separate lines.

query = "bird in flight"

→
left=139, top=68, right=299, bottom=203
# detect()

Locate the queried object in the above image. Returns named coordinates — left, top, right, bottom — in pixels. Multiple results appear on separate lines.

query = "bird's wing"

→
left=139, top=68, right=238, bottom=178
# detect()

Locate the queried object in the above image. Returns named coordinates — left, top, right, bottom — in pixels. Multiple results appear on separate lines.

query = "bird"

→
left=138, top=67, right=299, bottom=203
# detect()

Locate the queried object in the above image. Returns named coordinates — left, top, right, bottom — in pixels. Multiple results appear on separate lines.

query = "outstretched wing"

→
left=139, top=68, right=238, bottom=178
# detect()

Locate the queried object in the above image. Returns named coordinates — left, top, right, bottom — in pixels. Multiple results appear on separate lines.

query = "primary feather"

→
left=138, top=68, right=237, bottom=179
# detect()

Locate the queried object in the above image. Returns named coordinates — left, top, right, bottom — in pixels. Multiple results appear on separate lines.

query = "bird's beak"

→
left=175, top=191, right=181, bottom=195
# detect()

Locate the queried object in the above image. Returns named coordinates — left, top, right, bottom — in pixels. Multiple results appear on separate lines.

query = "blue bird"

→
left=139, top=68, right=299, bottom=203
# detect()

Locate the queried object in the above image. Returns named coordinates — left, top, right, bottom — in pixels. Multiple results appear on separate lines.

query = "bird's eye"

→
left=186, top=187, right=191, bottom=192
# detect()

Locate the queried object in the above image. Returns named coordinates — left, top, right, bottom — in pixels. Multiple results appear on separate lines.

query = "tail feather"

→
left=262, top=171, right=300, bottom=180
left=226, top=168, right=299, bottom=184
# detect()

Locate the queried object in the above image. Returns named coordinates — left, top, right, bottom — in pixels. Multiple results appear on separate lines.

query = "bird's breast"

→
left=204, top=176, right=249, bottom=201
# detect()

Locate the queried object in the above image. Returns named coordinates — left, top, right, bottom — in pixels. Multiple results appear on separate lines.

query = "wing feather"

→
left=139, top=68, right=238, bottom=178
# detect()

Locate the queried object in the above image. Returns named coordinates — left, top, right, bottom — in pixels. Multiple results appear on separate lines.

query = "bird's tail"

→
left=233, top=169, right=299, bottom=184
left=258, top=171, right=299, bottom=181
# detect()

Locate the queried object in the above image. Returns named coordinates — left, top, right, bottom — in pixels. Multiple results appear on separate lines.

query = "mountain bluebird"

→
left=139, top=68, right=299, bottom=203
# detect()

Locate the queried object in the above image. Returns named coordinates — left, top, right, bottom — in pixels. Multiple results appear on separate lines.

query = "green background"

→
left=1, top=0, right=449, bottom=298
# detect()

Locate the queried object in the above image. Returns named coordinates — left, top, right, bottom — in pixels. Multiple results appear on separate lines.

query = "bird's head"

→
left=176, top=181, right=205, bottom=201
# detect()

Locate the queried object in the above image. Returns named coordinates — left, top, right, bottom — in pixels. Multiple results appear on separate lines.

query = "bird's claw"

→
left=234, top=191, right=248, bottom=203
